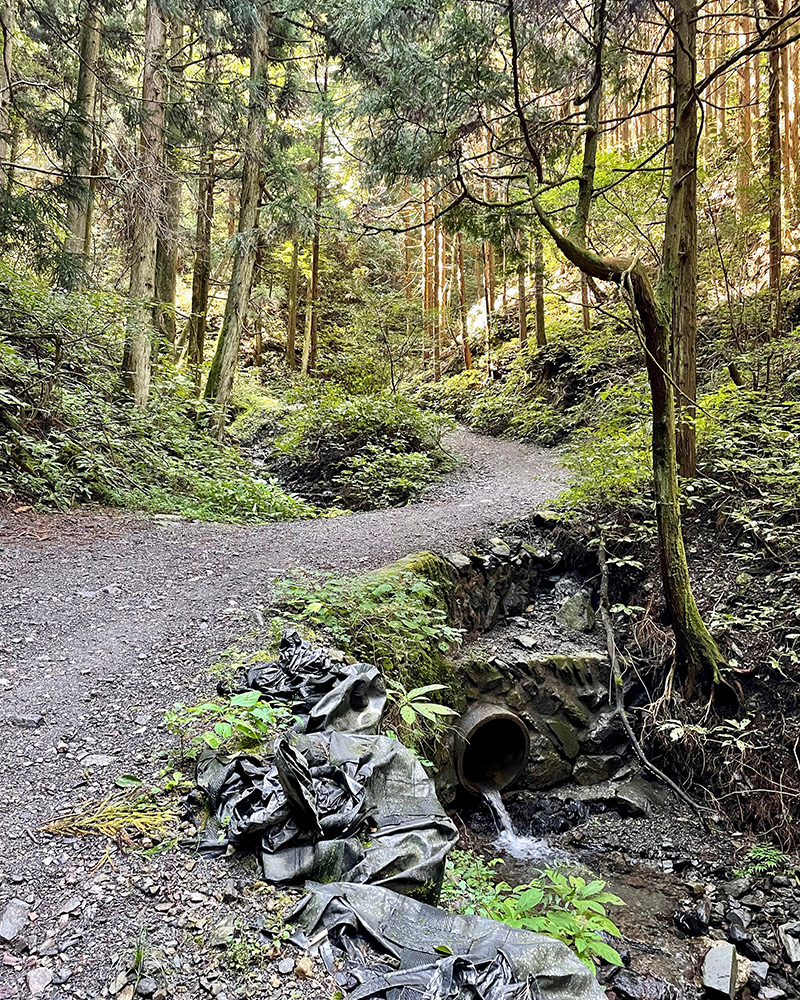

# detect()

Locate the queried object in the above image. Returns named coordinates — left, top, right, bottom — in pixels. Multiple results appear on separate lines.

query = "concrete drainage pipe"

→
left=455, top=704, right=530, bottom=794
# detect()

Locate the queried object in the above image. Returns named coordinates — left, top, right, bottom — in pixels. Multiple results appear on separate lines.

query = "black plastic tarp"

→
left=227, top=630, right=386, bottom=735
left=197, top=730, right=457, bottom=901
left=292, top=881, right=606, bottom=1000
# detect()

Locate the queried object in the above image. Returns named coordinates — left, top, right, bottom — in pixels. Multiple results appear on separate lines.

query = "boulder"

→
left=555, top=589, right=596, bottom=632
left=572, top=754, right=620, bottom=786
left=702, top=942, right=737, bottom=999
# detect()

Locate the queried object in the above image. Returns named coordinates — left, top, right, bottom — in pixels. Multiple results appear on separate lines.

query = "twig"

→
left=597, top=536, right=714, bottom=819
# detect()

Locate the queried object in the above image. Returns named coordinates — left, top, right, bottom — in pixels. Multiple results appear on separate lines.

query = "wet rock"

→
left=675, top=901, right=710, bottom=936
left=521, top=735, right=572, bottom=789
left=26, top=967, right=53, bottom=996
left=0, top=898, right=29, bottom=943
left=556, top=590, right=595, bottom=633
left=545, top=717, right=580, bottom=759
left=722, top=878, right=751, bottom=900
left=573, top=754, right=619, bottom=786
left=609, top=969, right=679, bottom=1000
left=777, top=922, right=800, bottom=963
left=702, top=941, right=737, bottom=999
left=614, top=776, right=668, bottom=817
left=726, top=917, right=752, bottom=947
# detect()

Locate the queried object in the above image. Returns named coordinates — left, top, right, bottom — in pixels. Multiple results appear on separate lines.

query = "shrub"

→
left=273, top=566, right=463, bottom=692
left=273, top=388, right=455, bottom=509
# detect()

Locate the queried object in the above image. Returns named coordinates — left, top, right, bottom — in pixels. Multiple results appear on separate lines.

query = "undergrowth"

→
left=441, top=849, right=625, bottom=972
left=0, top=265, right=313, bottom=521
left=273, top=566, right=463, bottom=692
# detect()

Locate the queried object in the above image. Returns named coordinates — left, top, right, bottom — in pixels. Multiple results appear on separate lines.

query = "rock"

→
left=0, top=898, right=29, bottom=942
left=208, top=913, right=237, bottom=947
left=758, top=990, right=786, bottom=999
left=740, top=890, right=766, bottom=909
left=614, top=776, right=667, bottom=817
left=81, top=753, right=115, bottom=767
left=58, top=896, right=82, bottom=916
left=545, top=718, right=580, bottom=759
left=726, top=917, right=752, bottom=947
left=26, top=967, right=53, bottom=996
left=750, top=962, right=769, bottom=982
left=722, top=878, right=751, bottom=900
left=702, top=941, right=737, bottom=999
left=135, top=977, right=157, bottom=997
left=5, top=713, right=44, bottom=729
left=675, top=901, right=710, bottom=937
left=294, top=956, right=314, bottom=980
left=573, top=754, right=618, bottom=786
left=277, top=958, right=294, bottom=975
left=119, top=987, right=135, bottom=1000
left=110, top=971, right=130, bottom=994
left=609, top=969, right=679, bottom=1000
left=513, top=635, right=538, bottom=651
left=489, top=540, right=512, bottom=559
left=555, top=590, right=595, bottom=632
left=444, top=552, right=472, bottom=572
left=778, top=921, right=800, bottom=963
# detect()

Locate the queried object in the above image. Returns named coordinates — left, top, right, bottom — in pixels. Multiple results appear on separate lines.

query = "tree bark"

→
left=518, top=250, right=528, bottom=345
left=0, top=2, right=13, bottom=192
left=533, top=230, right=546, bottom=347
left=456, top=232, right=472, bottom=369
left=154, top=18, right=184, bottom=350
left=204, top=16, right=269, bottom=423
left=285, top=234, right=299, bottom=369
left=122, top=0, right=167, bottom=409
left=64, top=0, right=102, bottom=279
left=666, top=0, right=698, bottom=478
left=305, top=64, right=328, bottom=374
left=765, top=0, right=783, bottom=339
left=433, top=196, right=441, bottom=380
left=186, top=45, right=216, bottom=393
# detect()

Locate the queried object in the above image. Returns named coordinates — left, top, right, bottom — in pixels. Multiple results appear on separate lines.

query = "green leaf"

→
left=400, top=705, right=417, bottom=726
left=114, top=774, right=142, bottom=787
left=407, top=684, right=448, bottom=699
left=230, top=690, right=261, bottom=708
left=589, top=940, right=624, bottom=966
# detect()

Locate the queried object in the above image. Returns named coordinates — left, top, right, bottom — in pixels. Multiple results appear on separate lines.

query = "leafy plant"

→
left=164, top=691, right=291, bottom=759
left=734, top=843, right=794, bottom=880
left=441, top=850, right=625, bottom=972
left=272, top=387, right=455, bottom=509
left=385, top=680, right=458, bottom=749
left=274, top=567, right=463, bottom=690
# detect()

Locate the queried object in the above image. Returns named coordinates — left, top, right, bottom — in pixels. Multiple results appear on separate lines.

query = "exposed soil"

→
left=0, top=429, right=564, bottom=1000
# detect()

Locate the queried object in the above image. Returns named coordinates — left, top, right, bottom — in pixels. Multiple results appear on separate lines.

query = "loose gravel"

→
left=0, top=429, right=564, bottom=1000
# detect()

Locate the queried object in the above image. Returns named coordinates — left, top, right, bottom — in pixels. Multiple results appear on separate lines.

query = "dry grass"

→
left=43, top=788, right=178, bottom=846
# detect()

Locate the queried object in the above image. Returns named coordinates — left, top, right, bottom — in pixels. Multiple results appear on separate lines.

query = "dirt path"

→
left=0, top=430, right=563, bottom=1000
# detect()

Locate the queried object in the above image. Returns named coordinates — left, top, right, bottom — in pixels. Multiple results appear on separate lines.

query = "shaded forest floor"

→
left=0, top=429, right=562, bottom=1000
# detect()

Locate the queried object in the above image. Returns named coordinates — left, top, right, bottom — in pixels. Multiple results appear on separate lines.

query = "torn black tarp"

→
left=197, top=730, right=457, bottom=901
left=292, top=881, right=606, bottom=1000
left=226, top=630, right=386, bottom=735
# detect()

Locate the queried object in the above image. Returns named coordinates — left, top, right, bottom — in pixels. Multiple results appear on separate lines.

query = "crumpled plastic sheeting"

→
left=226, top=630, right=386, bottom=735
left=293, top=881, right=605, bottom=1000
left=197, top=730, right=457, bottom=901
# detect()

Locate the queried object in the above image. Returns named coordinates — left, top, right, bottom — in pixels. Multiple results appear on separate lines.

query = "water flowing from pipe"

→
left=483, top=789, right=558, bottom=861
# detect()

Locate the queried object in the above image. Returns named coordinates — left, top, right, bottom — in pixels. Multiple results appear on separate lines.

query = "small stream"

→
left=483, top=789, right=563, bottom=862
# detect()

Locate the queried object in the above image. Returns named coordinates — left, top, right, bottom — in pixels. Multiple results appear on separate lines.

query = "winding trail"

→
left=0, top=429, right=563, bottom=999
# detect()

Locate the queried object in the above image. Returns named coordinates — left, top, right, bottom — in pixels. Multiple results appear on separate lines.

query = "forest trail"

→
left=0, top=429, right=562, bottom=998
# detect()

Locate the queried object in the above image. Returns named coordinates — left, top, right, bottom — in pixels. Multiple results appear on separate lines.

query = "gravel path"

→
left=0, top=430, right=563, bottom=1000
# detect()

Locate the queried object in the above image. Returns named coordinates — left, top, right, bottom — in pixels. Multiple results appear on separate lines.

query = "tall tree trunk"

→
left=285, top=234, right=299, bottom=369
left=456, top=232, right=472, bottom=369
left=422, top=180, right=433, bottom=365
left=154, top=19, right=184, bottom=350
left=533, top=230, right=546, bottom=347
left=302, top=64, right=327, bottom=375
left=581, top=273, right=591, bottom=331
left=0, top=2, right=13, bottom=192
left=517, top=241, right=528, bottom=345
left=667, top=0, right=698, bottom=478
left=432, top=196, right=441, bottom=380
left=736, top=16, right=752, bottom=216
left=765, top=0, right=783, bottom=338
left=528, top=0, right=725, bottom=696
left=122, top=0, right=167, bottom=409
left=204, top=17, right=268, bottom=423
left=186, top=45, right=216, bottom=393
left=64, top=0, right=101, bottom=280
